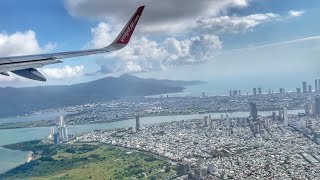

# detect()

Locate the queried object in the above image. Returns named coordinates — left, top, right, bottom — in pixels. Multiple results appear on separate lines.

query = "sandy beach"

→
left=27, top=152, right=33, bottom=163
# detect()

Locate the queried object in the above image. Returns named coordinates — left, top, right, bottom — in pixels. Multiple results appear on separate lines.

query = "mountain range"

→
left=0, top=74, right=206, bottom=118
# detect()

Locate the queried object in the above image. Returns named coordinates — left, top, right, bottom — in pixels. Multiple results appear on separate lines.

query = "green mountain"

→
left=0, top=74, right=206, bottom=117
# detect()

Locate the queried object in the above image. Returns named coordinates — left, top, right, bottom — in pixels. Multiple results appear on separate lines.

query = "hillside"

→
left=0, top=74, right=206, bottom=117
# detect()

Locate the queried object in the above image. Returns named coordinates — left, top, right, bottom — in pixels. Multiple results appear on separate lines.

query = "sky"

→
left=0, top=0, right=320, bottom=90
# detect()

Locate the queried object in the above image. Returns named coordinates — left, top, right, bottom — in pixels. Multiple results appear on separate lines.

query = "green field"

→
left=1, top=141, right=176, bottom=180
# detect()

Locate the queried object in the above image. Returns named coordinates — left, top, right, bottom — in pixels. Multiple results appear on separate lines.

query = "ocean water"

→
left=0, top=110, right=304, bottom=174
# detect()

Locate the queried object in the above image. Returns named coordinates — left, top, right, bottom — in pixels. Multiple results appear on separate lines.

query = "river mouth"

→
left=0, top=147, right=31, bottom=174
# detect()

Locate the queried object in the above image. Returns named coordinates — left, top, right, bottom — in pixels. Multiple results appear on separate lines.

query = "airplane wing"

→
left=0, top=6, right=145, bottom=81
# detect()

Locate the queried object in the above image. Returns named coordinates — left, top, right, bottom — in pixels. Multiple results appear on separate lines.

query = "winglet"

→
left=112, top=6, right=145, bottom=46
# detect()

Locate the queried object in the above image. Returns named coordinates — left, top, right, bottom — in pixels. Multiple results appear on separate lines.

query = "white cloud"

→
left=0, top=30, right=56, bottom=57
left=64, top=0, right=249, bottom=34
left=40, top=65, right=84, bottom=80
left=89, top=22, right=120, bottom=48
left=65, top=0, right=307, bottom=77
left=0, top=73, right=26, bottom=83
left=288, top=10, right=305, bottom=17
left=88, top=22, right=222, bottom=75
left=0, top=30, right=43, bottom=56
left=197, top=13, right=280, bottom=34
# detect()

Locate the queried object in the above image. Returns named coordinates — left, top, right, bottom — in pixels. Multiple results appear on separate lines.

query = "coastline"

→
left=27, top=152, right=33, bottom=163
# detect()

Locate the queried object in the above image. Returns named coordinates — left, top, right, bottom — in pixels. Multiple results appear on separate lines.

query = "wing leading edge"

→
left=0, top=6, right=145, bottom=81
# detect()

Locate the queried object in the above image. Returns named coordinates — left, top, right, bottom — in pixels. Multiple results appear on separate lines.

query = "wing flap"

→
left=12, top=68, right=46, bottom=82
left=0, top=59, right=62, bottom=73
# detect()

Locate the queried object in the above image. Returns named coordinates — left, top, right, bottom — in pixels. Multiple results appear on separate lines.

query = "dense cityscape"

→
left=60, top=80, right=318, bottom=126
left=51, top=80, right=320, bottom=179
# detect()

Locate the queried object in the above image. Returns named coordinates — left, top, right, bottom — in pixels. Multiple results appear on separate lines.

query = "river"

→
left=0, top=109, right=303, bottom=174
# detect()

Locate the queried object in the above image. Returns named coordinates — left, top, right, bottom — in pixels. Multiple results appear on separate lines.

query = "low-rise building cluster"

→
left=76, top=114, right=320, bottom=179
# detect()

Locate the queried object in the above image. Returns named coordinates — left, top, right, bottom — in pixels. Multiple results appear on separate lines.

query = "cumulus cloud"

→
left=40, top=65, right=84, bottom=79
left=64, top=0, right=248, bottom=33
left=0, top=30, right=56, bottom=57
left=0, top=30, right=43, bottom=56
left=65, top=0, right=304, bottom=76
left=197, top=13, right=280, bottom=34
left=288, top=10, right=305, bottom=17
left=88, top=21, right=222, bottom=75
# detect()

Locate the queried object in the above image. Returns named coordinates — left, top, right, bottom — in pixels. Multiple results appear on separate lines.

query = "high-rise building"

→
left=308, top=85, right=312, bottom=93
left=238, top=90, right=241, bottom=96
left=264, top=118, right=270, bottom=128
left=53, top=132, right=60, bottom=144
left=258, top=88, right=262, bottom=95
left=254, top=122, right=261, bottom=134
left=279, top=88, right=285, bottom=94
left=305, top=104, right=311, bottom=115
left=250, top=103, right=258, bottom=119
left=49, top=116, right=68, bottom=143
left=136, top=116, right=140, bottom=131
left=315, top=80, right=318, bottom=91
left=318, top=80, right=320, bottom=91
left=204, top=116, right=209, bottom=126
left=296, top=88, right=301, bottom=93
left=202, top=92, right=205, bottom=98
left=278, top=110, right=283, bottom=120
left=315, top=96, right=320, bottom=116
left=272, top=112, right=277, bottom=121
left=177, top=163, right=191, bottom=176
left=302, top=81, right=307, bottom=93
left=233, top=90, right=238, bottom=96
left=306, top=119, right=313, bottom=129
left=229, top=90, right=232, bottom=96
left=268, top=89, right=272, bottom=94
left=283, top=107, right=288, bottom=126
left=253, top=88, right=257, bottom=96
left=58, top=116, right=68, bottom=142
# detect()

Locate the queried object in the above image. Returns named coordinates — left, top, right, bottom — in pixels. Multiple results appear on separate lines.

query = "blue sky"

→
left=0, top=0, right=320, bottom=89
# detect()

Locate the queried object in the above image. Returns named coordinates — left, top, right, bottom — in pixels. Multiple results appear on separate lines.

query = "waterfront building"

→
left=204, top=116, right=209, bottom=126
left=303, top=81, right=307, bottom=93
left=136, top=116, right=140, bottom=131
left=250, top=103, right=258, bottom=119
left=53, top=132, right=60, bottom=144
left=258, top=88, right=262, bottom=95
left=315, top=96, right=320, bottom=116
left=253, top=88, right=257, bottom=96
